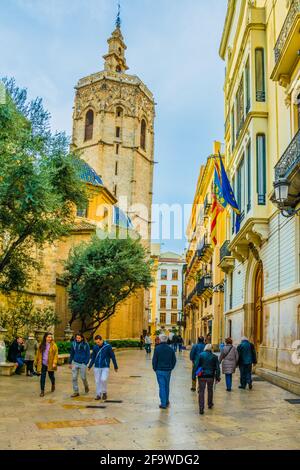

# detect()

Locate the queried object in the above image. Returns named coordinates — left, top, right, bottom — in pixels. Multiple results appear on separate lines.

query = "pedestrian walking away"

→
left=152, top=334, right=176, bottom=409
left=189, top=336, right=205, bottom=391
left=139, top=334, right=145, bottom=351
left=8, top=337, right=25, bottom=375
left=219, top=337, right=239, bottom=391
left=237, top=337, right=257, bottom=390
left=35, top=332, right=58, bottom=397
left=24, top=333, right=38, bottom=376
left=195, top=344, right=221, bottom=415
left=177, top=335, right=184, bottom=352
left=144, top=334, right=152, bottom=355
left=88, top=335, right=118, bottom=401
left=69, top=332, right=91, bottom=397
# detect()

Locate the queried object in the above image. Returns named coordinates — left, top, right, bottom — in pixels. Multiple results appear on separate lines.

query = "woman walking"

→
left=219, top=337, right=239, bottom=392
left=24, top=333, right=38, bottom=376
left=35, top=332, right=58, bottom=397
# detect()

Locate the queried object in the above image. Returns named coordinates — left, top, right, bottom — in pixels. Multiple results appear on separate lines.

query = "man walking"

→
left=189, top=336, right=205, bottom=391
left=152, top=334, right=176, bottom=409
left=195, top=344, right=220, bottom=415
left=69, top=333, right=90, bottom=397
left=237, top=336, right=257, bottom=390
left=144, top=333, right=152, bottom=355
left=88, top=335, right=118, bottom=401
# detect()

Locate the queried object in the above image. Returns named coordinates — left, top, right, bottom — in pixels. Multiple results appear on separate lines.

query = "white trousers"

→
left=94, top=367, right=110, bottom=395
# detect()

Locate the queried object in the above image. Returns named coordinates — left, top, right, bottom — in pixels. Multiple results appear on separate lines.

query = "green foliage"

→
left=0, top=295, right=60, bottom=343
left=64, top=236, right=153, bottom=338
left=56, top=341, right=72, bottom=354
left=0, top=78, right=87, bottom=292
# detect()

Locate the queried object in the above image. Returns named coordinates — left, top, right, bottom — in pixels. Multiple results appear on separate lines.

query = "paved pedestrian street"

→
left=0, top=349, right=299, bottom=450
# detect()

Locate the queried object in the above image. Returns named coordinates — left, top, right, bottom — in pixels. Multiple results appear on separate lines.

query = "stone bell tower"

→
left=71, top=13, right=155, bottom=243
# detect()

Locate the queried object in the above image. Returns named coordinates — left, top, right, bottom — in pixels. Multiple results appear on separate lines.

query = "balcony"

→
left=218, top=240, right=235, bottom=274
left=271, top=0, right=300, bottom=86
left=197, top=235, right=213, bottom=262
left=204, top=194, right=212, bottom=215
left=229, top=218, right=269, bottom=263
left=272, top=129, right=300, bottom=209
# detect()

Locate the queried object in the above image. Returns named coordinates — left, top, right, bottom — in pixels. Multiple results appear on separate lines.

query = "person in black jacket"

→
left=152, top=334, right=176, bottom=409
left=195, top=344, right=220, bottom=415
left=8, top=337, right=25, bottom=374
left=237, top=337, right=257, bottom=390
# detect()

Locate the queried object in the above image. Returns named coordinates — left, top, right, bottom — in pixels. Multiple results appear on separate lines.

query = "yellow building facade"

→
left=219, top=0, right=300, bottom=393
left=184, top=142, right=226, bottom=350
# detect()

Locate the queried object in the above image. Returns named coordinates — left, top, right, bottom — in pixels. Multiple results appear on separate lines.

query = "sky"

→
left=0, top=0, right=227, bottom=254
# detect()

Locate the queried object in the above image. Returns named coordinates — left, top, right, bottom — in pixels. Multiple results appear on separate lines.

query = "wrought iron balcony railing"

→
left=275, top=128, right=300, bottom=180
left=220, top=240, right=231, bottom=263
left=197, top=235, right=211, bottom=258
left=274, top=0, right=300, bottom=64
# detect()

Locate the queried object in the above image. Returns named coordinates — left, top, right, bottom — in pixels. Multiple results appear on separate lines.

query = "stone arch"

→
left=244, top=252, right=264, bottom=352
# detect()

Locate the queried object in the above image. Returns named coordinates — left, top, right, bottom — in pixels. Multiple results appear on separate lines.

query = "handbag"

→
left=195, top=366, right=203, bottom=377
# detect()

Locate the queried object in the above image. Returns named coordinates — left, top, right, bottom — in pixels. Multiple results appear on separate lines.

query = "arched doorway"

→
left=254, top=262, right=264, bottom=350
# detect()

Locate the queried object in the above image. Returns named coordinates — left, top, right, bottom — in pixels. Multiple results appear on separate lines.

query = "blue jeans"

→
left=239, top=364, right=252, bottom=388
left=173, top=343, right=178, bottom=352
left=156, top=370, right=171, bottom=407
left=225, top=373, right=232, bottom=390
left=145, top=344, right=151, bottom=354
left=15, top=357, right=24, bottom=374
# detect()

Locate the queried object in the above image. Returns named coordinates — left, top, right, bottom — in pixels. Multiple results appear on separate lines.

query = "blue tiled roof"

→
left=76, top=159, right=104, bottom=186
left=113, top=206, right=134, bottom=229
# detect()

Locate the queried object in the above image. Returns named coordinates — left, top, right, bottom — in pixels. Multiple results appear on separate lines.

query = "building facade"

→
left=184, top=142, right=226, bottom=349
left=219, top=0, right=300, bottom=393
left=149, top=245, right=184, bottom=335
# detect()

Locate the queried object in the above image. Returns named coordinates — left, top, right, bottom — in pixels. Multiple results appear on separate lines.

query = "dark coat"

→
left=89, top=342, right=118, bottom=369
left=190, top=342, right=205, bottom=379
left=69, top=340, right=90, bottom=365
left=152, top=343, right=176, bottom=372
left=237, top=340, right=257, bottom=365
left=195, top=350, right=221, bottom=380
left=8, top=340, right=24, bottom=362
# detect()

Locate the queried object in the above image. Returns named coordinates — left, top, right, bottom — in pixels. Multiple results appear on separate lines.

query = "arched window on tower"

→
left=84, top=110, right=94, bottom=141
left=116, top=65, right=121, bottom=73
left=140, top=119, right=146, bottom=151
left=116, top=106, right=123, bottom=118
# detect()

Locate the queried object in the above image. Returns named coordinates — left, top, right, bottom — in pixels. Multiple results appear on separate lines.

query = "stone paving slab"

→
left=0, top=349, right=299, bottom=450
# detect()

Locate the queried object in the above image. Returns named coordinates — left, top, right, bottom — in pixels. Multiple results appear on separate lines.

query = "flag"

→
left=218, top=153, right=241, bottom=233
left=210, top=166, right=226, bottom=248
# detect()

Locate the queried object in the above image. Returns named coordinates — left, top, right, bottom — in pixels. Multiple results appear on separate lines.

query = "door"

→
left=254, top=263, right=264, bottom=350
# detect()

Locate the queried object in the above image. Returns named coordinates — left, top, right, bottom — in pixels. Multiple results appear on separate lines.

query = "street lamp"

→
left=273, top=179, right=300, bottom=218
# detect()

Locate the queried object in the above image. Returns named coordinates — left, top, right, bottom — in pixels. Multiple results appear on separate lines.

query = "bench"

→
left=0, top=362, right=16, bottom=376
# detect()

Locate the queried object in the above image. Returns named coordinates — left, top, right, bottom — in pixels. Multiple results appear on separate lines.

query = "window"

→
left=231, top=106, right=235, bottom=151
left=171, top=285, right=178, bottom=296
left=229, top=273, right=233, bottom=310
left=171, top=313, right=177, bottom=324
left=236, top=76, right=244, bottom=139
left=116, top=144, right=119, bottom=155
left=171, top=298, right=177, bottom=310
left=115, top=161, right=118, bottom=176
left=209, top=297, right=212, bottom=306
left=256, top=134, right=266, bottom=205
left=116, top=127, right=121, bottom=138
left=228, top=319, right=232, bottom=338
left=231, top=176, right=235, bottom=234
left=84, top=110, right=94, bottom=141
left=237, top=155, right=245, bottom=216
left=160, top=298, right=166, bottom=309
left=140, top=119, right=146, bottom=150
left=205, top=301, right=207, bottom=309
left=116, top=65, right=121, bottom=73
left=255, top=49, right=265, bottom=102
left=113, top=184, right=117, bottom=197
left=116, top=107, right=123, bottom=118
left=160, top=285, right=167, bottom=295
left=172, top=270, right=178, bottom=280
left=160, top=312, right=166, bottom=324
left=246, top=141, right=251, bottom=212
left=245, top=58, right=251, bottom=113
left=161, top=269, right=167, bottom=280
left=77, top=203, right=88, bottom=218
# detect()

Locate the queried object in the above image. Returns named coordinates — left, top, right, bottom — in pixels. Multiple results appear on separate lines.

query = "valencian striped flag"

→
left=218, top=153, right=241, bottom=233
left=210, top=161, right=227, bottom=248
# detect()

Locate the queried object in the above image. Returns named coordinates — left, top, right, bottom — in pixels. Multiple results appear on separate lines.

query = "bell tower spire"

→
left=103, top=1, right=128, bottom=73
